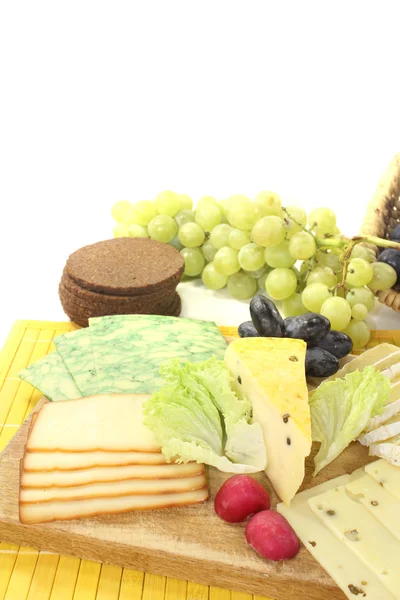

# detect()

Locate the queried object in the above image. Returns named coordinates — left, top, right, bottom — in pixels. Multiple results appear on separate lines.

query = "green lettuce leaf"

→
left=310, top=366, right=389, bottom=475
left=143, top=357, right=267, bottom=473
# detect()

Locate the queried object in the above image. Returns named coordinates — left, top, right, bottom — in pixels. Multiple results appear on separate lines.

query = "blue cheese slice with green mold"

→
left=277, top=473, right=395, bottom=600
left=308, top=483, right=400, bottom=597
left=224, top=337, right=311, bottom=504
left=19, top=352, right=81, bottom=401
left=53, top=329, right=98, bottom=396
left=89, top=315, right=227, bottom=394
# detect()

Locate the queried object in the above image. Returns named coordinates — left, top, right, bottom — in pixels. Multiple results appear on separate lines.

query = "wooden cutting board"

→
left=0, top=395, right=374, bottom=600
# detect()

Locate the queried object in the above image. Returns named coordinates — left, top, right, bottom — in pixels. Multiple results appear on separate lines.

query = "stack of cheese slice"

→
left=20, top=394, right=208, bottom=524
left=278, top=459, right=400, bottom=599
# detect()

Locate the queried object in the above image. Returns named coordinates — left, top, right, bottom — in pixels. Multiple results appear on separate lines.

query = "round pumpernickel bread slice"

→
left=61, top=268, right=177, bottom=306
left=60, top=290, right=181, bottom=323
left=61, top=293, right=181, bottom=327
left=66, top=238, right=184, bottom=296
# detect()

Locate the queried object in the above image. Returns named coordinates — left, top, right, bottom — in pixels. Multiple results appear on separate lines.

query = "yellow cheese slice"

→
left=20, top=473, right=207, bottom=503
left=21, top=461, right=205, bottom=488
left=23, top=450, right=167, bottom=472
left=225, top=337, right=311, bottom=504
left=345, top=473, right=400, bottom=542
left=26, top=394, right=159, bottom=453
left=365, top=459, right=400, bottom=499
left=277, top=473, right=395, bottom=600
left=19, top=488, right=209, bottom=524
left=308, top=484, right=400, bottom=597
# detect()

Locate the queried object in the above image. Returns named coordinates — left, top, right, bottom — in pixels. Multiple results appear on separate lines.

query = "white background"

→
left=1, top=1, right=400, bottom=347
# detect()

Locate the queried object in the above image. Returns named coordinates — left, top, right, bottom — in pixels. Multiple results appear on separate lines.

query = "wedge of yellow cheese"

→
left=225, top=337, right=311, bottom=504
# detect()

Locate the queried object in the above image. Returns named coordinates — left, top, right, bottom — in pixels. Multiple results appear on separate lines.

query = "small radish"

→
left=214, top=475, right=271, bottom=523
left=245, top=510, right=300, bottom=561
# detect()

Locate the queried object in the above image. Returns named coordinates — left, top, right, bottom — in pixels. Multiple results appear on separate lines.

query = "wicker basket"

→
left=361, top=153, right=400, bottom=312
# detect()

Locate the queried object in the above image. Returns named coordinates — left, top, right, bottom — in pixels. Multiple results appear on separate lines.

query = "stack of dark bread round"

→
left=59, top=238, right=184, bottom=327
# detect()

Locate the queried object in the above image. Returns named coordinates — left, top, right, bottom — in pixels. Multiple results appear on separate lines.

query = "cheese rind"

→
left=23, top=450, right=168, bottom=472
left=277, top=474, right=395, bottom=600
left=21, top=461, right=204, bottom=488
left=224, top=337, right=311, bottom=504
left=20, top=473, right=207, bottom=503
left=358, top=413, right=400, bottom=446
left=308, top=484, right=400, bottom=597
left=19, top=488, right=209, bottom=524
left=345, top=473, right=400, bottom=542
left=26, top=394, right=159, bottom=453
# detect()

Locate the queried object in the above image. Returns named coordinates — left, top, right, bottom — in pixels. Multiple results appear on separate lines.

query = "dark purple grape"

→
left=238, top=321, right=259, bottom=338
left=316, top=330, right=352, bottom=358
left=284, top=313, right=330, bottom=345
left=250, top=295, right=284, bottom=337
left=377, top=249, right=400, bottom=285
left=305, top=347, right=339, bottom=378
left=390, top=224, right=400, bottom=242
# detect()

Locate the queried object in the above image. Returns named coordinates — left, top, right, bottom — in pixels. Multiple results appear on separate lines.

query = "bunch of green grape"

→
left=111, top=191, right=398, bottom=349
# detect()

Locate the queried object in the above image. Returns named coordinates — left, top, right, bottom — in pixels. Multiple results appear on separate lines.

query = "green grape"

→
left=178, top=194, right=193, bottom=210
left=113, top=223, right=129, bottom=238
left=195, top=203, right=222, bottom=231
left=351, top=303, right=368, bottom=321
left=228, top=196, right=261, bottom=230
left=128, top=200, right=157, bottom=226
left=218, top=198, right=231, bottom=217
left=148, top=214, right=178, bottom=243
left=238, top=243, right=265, bottom=271
left=368, top=262, right=397, bottom=291
left=306, top=266, right=337, bottom=288
left=308, top=207, right=337, bottom=234
left=213, top=247, right=240, bottom=276
left=283, top=206, right=307, bottom=239
left=282, top=293, right=306, bottom=317
left=264, top=240, right=295, bottom=268
left=316, top=250, right=342, bottom=273
left=210, top=224, right=233, bottom=249
left=178, top=222, right=205, bottom=247
left=289, top=231, right=316, bottom=260
left=127, top=224, right=148, bottom=238
left=265, top=268, right=297, bottom=300
left=258, top=271, right=269, bottom=291
left=251, top=216, right=286, bottom=247
left=244, top=265, right=268, bottom=279
left=155, top=190, right=181, bottom=217
left=346, top=286, right=375, bottom=312
left=320, top=296, right=352, bottom=331
left=201, top=239, right=218, bottom=262
left=254, top=191, right=282, bottom=217
left=201, top=262, right=228, bottom=290
left=197, top=195, right=219, bottom=209
left=284, top=205, right=307, bottom=227
left=175, top=209, right=195, bottom=228
left=300, top=260, right=313, bottom=276
left=227, top=271, right=258, bottom=300
left=350, top=244, right=375, bottom=263
left=346, top=258, right=374, bottom=287
left=229, top=228, right=251, bottom=250
left=180, top=247, right=205, bottom=276
left=111, top=200, right=133, bottom=223
left=344, top=320, right=371, bottom=349
left=170, top=236, right=184, bottom=251
left=302, top=283, right=332, bottom=313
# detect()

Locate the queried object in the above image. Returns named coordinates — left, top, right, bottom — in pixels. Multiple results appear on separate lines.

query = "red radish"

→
left=214, top=475, right=270, bottom=523
left=245, top=510, right=300, bottom=561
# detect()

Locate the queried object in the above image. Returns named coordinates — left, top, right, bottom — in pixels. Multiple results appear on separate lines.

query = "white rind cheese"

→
left=359, top=414, right=400, bottom=446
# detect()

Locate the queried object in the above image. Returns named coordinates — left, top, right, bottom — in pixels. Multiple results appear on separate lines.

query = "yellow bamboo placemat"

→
left=0, top=320, right=398, bottom=600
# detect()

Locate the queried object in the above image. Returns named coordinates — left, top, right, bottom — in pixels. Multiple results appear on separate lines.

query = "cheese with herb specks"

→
left=19, top=352, right=81, bottom=401
left=53, top=329, right=97, bottom=396
left=89, top=315, right=227, bottom=394
left=224, top=337, right=311, bottom=504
